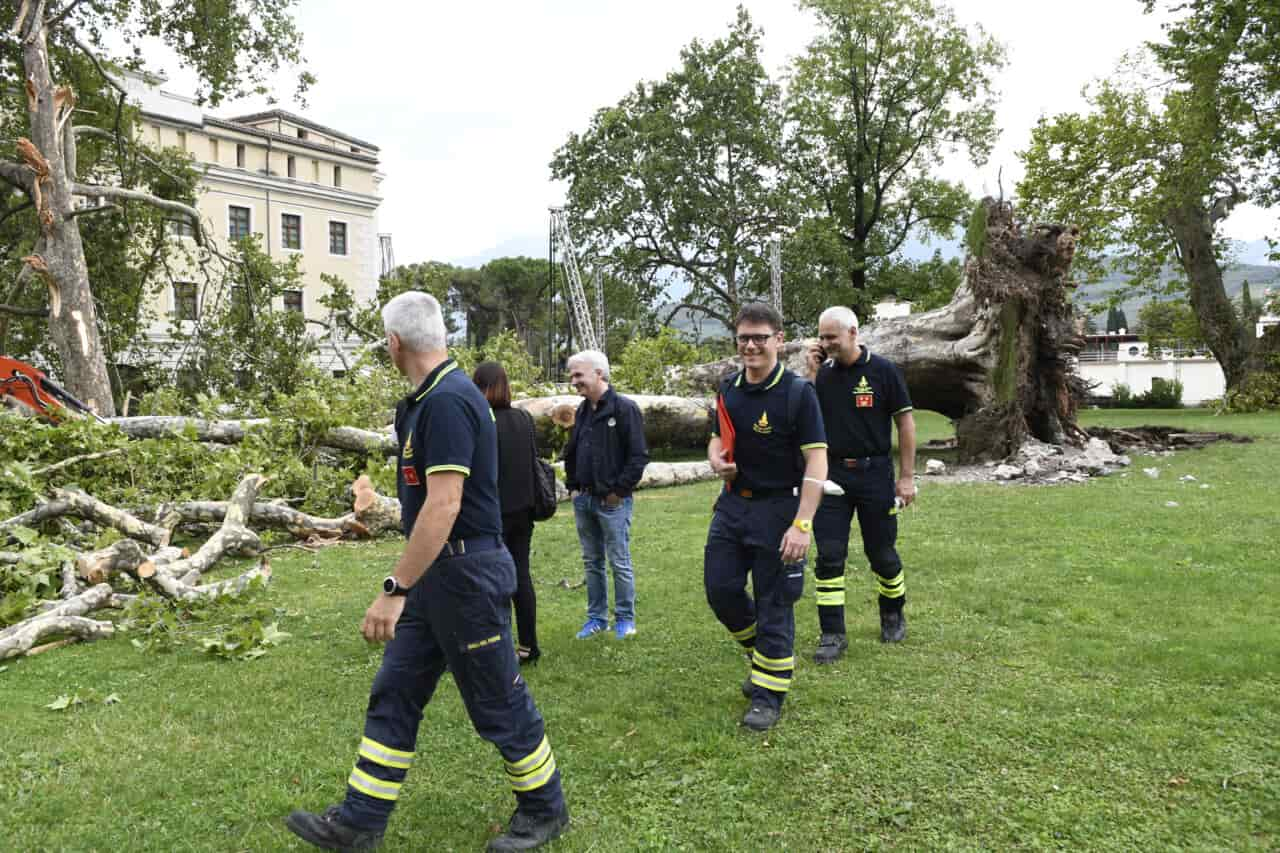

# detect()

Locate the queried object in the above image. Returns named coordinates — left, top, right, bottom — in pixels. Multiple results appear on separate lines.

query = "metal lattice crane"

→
left=550, top=208, right=601, bottom=352
left=592, top=268, right=606, bottom=351
left=769, top=238, right=783, bottom=313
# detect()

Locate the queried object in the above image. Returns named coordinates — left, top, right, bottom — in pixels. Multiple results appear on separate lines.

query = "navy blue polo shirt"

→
left=815, top=346, right=912, bottom=458
left=394, top=358, right=502, bottom=540
left=711, top=362, right=827, bottom=492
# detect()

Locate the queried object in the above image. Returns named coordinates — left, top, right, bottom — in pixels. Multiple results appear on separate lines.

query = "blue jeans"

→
left=573, top=493, right=636, bottom=623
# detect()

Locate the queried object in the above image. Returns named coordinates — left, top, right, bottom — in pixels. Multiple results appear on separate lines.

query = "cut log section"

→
left=0, top=614, right=114, bottom=660
left=74, top=538, right=146, bottom=584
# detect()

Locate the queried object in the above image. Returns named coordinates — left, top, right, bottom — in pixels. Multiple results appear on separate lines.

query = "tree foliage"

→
left=550, top=7, right=784, bottom=330
left=1018, top=0, right=1280, bottom=390
left=783, top=0, right=1004, bottom=309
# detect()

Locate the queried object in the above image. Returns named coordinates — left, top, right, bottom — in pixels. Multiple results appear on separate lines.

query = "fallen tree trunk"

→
left=75, top=539, right=146, bottom=585
left=0, top=614, right=114, bottom=660
left=513, top=395, right=713, bottom=450
left=679, top=199, right=1087, bottom=461
left=107, top=417, right=396, bottom=455
left=48, top=488, right=171, bottom=547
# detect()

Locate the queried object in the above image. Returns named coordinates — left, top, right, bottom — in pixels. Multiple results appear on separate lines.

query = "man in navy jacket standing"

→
left=563, top=349, right=649, bottom=641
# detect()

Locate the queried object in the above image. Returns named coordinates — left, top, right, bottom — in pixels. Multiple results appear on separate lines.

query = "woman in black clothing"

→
left=473, top=361, right=542, bottom=665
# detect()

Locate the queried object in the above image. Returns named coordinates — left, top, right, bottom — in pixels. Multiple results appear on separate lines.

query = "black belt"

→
left=833, top=454, right=889, bottom=469
left=728, top=484, right=797, bottom=499
left=437, top=535, right=503, bottom=560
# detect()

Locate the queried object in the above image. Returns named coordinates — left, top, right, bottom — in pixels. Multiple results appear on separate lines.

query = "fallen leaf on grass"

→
left=102, top=693, right=121, bottom=705
left=1168, top=775, right=1190, bottom=787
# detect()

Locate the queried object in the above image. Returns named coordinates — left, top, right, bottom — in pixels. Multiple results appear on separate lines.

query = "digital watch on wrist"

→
left=382, top=575, right=410, bottom=597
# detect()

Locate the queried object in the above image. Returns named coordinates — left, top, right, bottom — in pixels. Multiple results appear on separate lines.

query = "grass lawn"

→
left=2, top=409, right=1277, bottom=851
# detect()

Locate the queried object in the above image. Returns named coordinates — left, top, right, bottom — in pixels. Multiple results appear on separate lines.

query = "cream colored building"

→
left=119, top=72, right=385, bottom=371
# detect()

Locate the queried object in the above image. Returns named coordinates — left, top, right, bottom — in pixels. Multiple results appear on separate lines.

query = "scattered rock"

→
left=993, top=464, right=1023, bottom=481
left=1179, top=474, right=1197, bottom=482
left=925, top=459, right=946, bottom=475
left=1022, top=459, right=1042, bottom=478
left=1143, top=468, right=1161, bottom=479
left=1165, top=501, right=1180, bottom=508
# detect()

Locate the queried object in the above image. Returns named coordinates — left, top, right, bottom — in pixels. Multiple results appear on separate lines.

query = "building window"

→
left=281, top=213, right=302, bottom=250
left=177, top=131, right=187, bottom=152
left=283, top=290, right=303, bottom=313
left=350, top=146, right=360, bottom=154
left=329, top=221, right=348, bottom=255
left=228, top=205, right=251, bottom=240
left=297, top=128, right=308, bottom=140
left=333, top=165, right=342, bottom=187
left=167, top=217, right=196, bottom=239
left=287, top=155, right=296, bottom=178
left=236, top=143, right=246, bottom=168
left=210, top=138, right=220, bottom=163
left=173, top=282, right=198, bottom=321
left=312, top=160, right=320, bottom=182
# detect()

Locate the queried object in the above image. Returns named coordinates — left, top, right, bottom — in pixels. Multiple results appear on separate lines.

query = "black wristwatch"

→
left=382, top=575, right=410, bottom=597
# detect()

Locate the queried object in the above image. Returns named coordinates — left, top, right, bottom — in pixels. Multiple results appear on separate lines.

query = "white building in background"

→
left=114, top=71, right=387, bottom=373
left=872, top=298, right=912, bottom=322
left=1076, top=334, right=1226, bottom=405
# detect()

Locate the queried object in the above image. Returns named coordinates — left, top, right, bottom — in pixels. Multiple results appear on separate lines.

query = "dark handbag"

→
left=528, top=412, right=558, bottom=521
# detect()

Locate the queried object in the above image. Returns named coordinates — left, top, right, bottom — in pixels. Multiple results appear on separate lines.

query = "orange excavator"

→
left=0, top=355, right=105, bottom=422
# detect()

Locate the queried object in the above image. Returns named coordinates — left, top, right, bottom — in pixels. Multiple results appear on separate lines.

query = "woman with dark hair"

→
left=473, top=361, right=542, bottom=665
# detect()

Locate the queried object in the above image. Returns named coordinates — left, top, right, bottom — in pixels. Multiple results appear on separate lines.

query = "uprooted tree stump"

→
left=681, top=198, right=1088, bottom=462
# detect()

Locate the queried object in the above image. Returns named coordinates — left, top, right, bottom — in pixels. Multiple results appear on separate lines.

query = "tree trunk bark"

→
left=513, top=395, right=713, bottom=450
left=1163, top=203, right=1251, bottom=390
left=108, top=417, right=397, bottom=455
left=18, top=6, right=116, bottom=415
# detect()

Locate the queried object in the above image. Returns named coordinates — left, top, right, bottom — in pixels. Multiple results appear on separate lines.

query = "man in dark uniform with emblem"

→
left=806, top=305, right=917, bottom=662
left=706, top=302, right=828, bottom=732
left=286, top=291, right=569, bottom=852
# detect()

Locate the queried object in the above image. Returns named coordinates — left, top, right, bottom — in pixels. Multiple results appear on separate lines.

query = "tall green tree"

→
left=0, top=0, right=313, bottom=415
left=550, top=7, right=785, bottom=330
left=783, top=0, right=1004, bottom=310
left=1018, top=0, right=1280, bottom=393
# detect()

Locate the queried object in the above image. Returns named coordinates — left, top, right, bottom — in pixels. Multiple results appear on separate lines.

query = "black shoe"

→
left=880, top=607, right=907, bottom=643
left=742, top=703, right=780, bottom=732
left=285, top=806, right=383, bottom=852
left=487, top=805, right=570, bottom=851
left=742, top=676, right=754, bottom=699
left=813, top=633, right=848, bottom=664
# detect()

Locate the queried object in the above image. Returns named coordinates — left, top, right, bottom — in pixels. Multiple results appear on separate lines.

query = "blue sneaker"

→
left=575, top=618, right=608, bottom=639
left=614, top=619, right=636, bottom=639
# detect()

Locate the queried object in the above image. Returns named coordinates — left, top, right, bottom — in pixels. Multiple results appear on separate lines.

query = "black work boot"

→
left=285, top=805, right=383, bottom=851
left=813, top=633, right=848, bottom=664
left=742, top=676, right=753, bottom=699
left=742, top=703, right=780, bottom=732
left=487, top=805, right=571, bottom=851
left=880, top=605, right=907, bottom=643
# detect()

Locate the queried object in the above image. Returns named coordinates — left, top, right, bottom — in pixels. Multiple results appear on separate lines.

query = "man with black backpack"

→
left=706, top=302, right=828, bottom=732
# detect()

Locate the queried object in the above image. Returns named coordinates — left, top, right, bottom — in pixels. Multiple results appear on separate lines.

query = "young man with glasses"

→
left=805, top=305, right=916, bottom=661
left=705, top=302, right=828, bottom=732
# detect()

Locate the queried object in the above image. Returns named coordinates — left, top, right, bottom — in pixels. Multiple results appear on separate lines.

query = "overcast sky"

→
left=158, top=0, right=1276, bottom=266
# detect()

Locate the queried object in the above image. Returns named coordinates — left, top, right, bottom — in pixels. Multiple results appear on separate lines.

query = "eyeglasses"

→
left=735, top=333, right=776, bottom=347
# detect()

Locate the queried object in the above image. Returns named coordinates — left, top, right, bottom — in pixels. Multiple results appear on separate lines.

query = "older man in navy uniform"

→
left=706, top=302, right=828, bottom=732
left=286, top=291, right=568, bottom=852
left=806, top=305, right=917, bottom=662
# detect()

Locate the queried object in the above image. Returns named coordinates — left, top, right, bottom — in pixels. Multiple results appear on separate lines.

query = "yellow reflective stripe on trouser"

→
left=730, top=623, right=757, bottom=642
left=751, top=650, right=795, bottom=672
left=878, top=571, right=905, bottom=599
left=348, top=766, right=402, bottom=801
left=750, top=670, right=792, bottom=693
left=816, top=575, right=845, bottom=605
left=358, top=736, right=413, bottom=770
left=505, top=736, right=556, bottom=792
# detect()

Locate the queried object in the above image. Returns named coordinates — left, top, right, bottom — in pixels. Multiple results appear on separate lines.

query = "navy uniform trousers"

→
left=704, top=491, right=806, bottom=710
left=812, top=456, right=904, bottom=634
left=338, top=539, right=564, bottom=830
